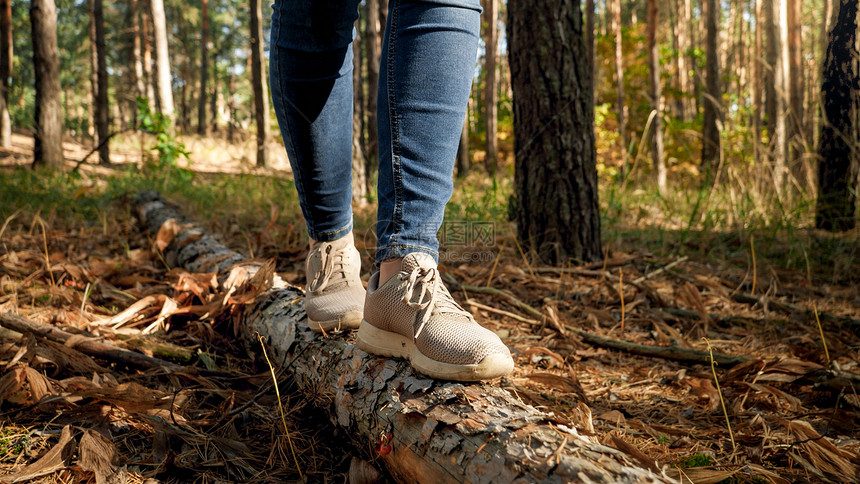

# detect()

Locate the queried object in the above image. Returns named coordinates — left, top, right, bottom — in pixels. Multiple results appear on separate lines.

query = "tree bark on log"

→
left=132, top=191, right=672, bottom=484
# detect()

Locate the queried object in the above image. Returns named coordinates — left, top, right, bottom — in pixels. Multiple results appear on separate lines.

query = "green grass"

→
left=1, top=157, right=856, bottom=283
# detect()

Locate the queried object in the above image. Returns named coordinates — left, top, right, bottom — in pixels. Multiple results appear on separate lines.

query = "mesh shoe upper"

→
left=363, top=253, right=511, bottom=365
left=304, top=233, right=365, bottom=324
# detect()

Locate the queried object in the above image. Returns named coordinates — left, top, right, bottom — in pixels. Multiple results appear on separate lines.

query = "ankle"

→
left=379, top=258, right=404, bottom=283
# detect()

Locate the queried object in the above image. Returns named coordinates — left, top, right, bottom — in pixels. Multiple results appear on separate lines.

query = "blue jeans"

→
left=269, top=0, right=481, bottom=264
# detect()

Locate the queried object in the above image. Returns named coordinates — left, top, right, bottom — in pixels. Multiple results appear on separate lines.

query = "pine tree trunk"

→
left=134, top=190, right=669, bottom=484
left=94, top=0, right=109, bottom=164
left=613, top=0, right=627, bottom=179
left=197, top=0, right=208, bottom=135
left=484, top=0, right=498, bottom=175
left=648, top=0, right=666, bottom=194
left=364, top=0, right=380, bottom=196
left=250, top=0, right=269, bottom=168
left=352, top=20, right=368, bottom=205
left=701, top=0, right=721, bottom=174
left=587, top=0, right=594, bottom=84
left=787, top=0, right=807, bottom=190
left=131, top=0, right=145, bottom=127
left=815, top=0, right=858, bottom=231
left=772, top=0, right=788, bottom=194
left=509, top=0, right=601, bottom=265
left=141, top=2, right=156, bottom=113
left=752, top=0, right=763, bottom=186
left=88, top=0, right=97, bottom=139
left=456, top=117, right=470, bottom=177
left=0, top=0, right=11, bottom=148
left=31, top=0, right=63, bottom=169
left=150, top=0, right=174, bottom=124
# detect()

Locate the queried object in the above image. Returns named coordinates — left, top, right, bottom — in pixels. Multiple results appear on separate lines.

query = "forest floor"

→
left=0, top=134, right=859, bottom=483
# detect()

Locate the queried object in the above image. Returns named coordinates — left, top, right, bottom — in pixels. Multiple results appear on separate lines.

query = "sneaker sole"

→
left=307, top=310, right=363, bottom=333
left=355, top=321, right=514, bottom=381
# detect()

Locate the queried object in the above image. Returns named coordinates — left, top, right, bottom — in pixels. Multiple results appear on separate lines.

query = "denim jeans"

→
left=269, top=0, right=481, bottom=264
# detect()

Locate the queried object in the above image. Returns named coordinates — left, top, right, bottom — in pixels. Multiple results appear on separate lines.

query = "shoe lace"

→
left=307, top=243, right=348, bottom=295
left=402, top=266, right=468, bottom=340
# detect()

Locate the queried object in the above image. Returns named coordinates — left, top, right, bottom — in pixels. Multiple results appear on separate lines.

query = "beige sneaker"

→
left=304, top=232, right=365, bottom=332
left=356, top=253, right=514, bottom=381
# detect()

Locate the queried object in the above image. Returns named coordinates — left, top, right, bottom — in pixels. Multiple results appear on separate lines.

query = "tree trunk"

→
left=613, top=0, right=627, bottom=179
left=771, top=0, right=788, bottom=194
left=701, top=0, right=721, bottom=176
left=250, top=0, right=269, bottom=168
left=141, top=1, right=156, bottom=113
left=787, top=0, right=807, bottom=190
left=815, top=0, right=858, bottom=231
left=93, top=0, right=109, bottom=164
left=752, top=0, right=763, bottom=187
left=198, top=0, right=209, bottom=135
left=131, top=0, right=145, bottom=127
left=509, top=0, right=601, bottom=265
left=456, top=116, right=470, bottom=177
left=88, top=0, right=97, bottom=139
left=587, top=0, right=594, bottom=86
left=31, top=0, right=63, bottom=169
left=647, top=0, right=665, bottom=195
left=133, top=190, right=671, bottom=484
left=352, top=20, right=368, bottom=205
left=484, top=0, right=498, bottom=175
left=150, top=0, right=174, bottom=124
left=364, top=0, right=380, bottom=193
left=0, top=0, right=11, bottom=148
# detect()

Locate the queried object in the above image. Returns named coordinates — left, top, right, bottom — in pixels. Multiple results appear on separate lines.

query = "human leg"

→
left=270, top=0, right=364, bottom=331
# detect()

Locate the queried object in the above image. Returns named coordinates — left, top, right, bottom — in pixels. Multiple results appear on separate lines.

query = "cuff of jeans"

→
left=307, top=221, right=353, bottom=243
left=374, top=244, right=439, bottom=266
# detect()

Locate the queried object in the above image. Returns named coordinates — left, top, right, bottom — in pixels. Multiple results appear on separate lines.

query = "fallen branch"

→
left=133, top=190, right=672, bottom=484
left=0, top=313, right=181, bottom=371
left=731, top=293, right=860, bottom=330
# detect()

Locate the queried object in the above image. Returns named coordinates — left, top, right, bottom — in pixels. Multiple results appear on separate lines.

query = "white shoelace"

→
left=307, top=243, right=348, bottom=295
left=401, top=266, right=467, bottom=339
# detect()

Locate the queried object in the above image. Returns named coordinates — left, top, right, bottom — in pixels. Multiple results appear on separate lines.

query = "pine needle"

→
left=812, top=302, right=830, bottom=364
left=257, top=333, right=304, bottom=482
left=486, top=249, right=503, bottom=287
left=705, top=337, right=736, bottom=454
left=619, top=268, right=625, bottom=332
left=750, top=235, right=757, bottom=296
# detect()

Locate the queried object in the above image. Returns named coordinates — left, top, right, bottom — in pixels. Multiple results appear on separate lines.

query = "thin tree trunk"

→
left=701, top=0, right=721, bottom=175
left=509, top=0, right=601, bottom=264
left=648, top=0, right=666, bottom=194
left=613, top=0, right=627, bottom=179
left=150, top=0, right=174, bottom=124
left=787, top=0, right=806, bottom=189
left=88, top=0, right=97, bottom=139
left=690, top=0, right=701, bottom=116
left=456, top=116, right=470, bottom=177
left=250, top=0, right=269, bottom=168
left=131, top=0, right=145, bottom=127
left=94, top=0, right=109, bottom=164
left=31, top=0, right=63, bottom=169
left=0, top=0, right=11, bottom=148
left=753, top=0, right=763, bottom=187
left=816, top=0, right=858, bottom=231
left=484, top=0, right=498, bottom=174
left=352, top=20, right=368, bottom=205
left=141, top=2, right=156, bottom=112
left=765, top=0, right=777, bottom=142
left=198, top=0, right=208, bottom=135
left=587, top=0, right=594, bottom=81
left=677, top=0, right=691, bottom=120
left=772, top=0, right=789, bottom=194
left=364, top=0, right=380, bottom=195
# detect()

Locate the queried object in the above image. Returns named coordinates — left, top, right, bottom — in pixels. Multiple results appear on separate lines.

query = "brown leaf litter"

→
left=1, top=198, right=859, bottom=483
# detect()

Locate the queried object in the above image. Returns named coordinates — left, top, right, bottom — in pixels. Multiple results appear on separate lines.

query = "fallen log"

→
left=133, top=190, right=673, bottom=484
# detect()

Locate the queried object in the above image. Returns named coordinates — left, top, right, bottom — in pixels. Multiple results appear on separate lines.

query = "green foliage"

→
left=676, top=453, right=716, bottom=468
left=137, top=98, right=192, bottom=182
